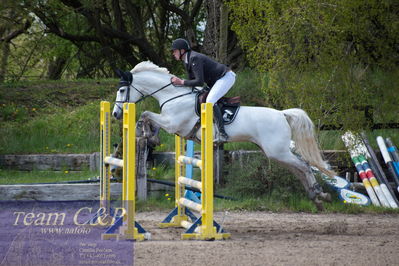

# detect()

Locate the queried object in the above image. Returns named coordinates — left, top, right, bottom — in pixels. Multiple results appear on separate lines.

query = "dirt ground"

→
left=134, top=211, right=399, bottom=266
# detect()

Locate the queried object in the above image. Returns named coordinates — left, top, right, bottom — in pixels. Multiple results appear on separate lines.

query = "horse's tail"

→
left=282, top=108, right=335, bottom=177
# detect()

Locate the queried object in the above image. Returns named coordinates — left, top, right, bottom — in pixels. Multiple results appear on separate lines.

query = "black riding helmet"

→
left=171, top=38, right=191, bottom=51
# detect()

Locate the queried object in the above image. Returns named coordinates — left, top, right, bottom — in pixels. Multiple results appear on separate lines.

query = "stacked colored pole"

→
left=351, top=156, right=381, bottom=206
left=361, top=133, right=399, bottom=206
left=343, top=132, right=380, bottom=206
left=343, top=131, right=399, bottom=208
left=386, top=138, right=399, bottom=178
left=357, top=155, right=393, bottom=208
left=376, top=136, right=399, bottom=192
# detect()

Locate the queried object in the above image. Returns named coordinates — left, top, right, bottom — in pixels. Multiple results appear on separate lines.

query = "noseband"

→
left=114, top=80, right=139, bottom=113
left=115, top=79, right=144, bottom=105
left=115, top=74, right=173, bottom=113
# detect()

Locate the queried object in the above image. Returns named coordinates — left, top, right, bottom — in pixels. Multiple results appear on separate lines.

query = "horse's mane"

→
left=131, top=61, right=170, bottom=75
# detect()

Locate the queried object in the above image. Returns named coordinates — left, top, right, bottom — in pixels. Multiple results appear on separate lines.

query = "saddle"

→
left=195, top=88, right=241, bottom=125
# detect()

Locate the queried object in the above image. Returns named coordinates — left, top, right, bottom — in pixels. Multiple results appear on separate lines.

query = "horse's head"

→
left=112, top=61, right=181, bottom=119
left=112, top=69, right=144, bottom=119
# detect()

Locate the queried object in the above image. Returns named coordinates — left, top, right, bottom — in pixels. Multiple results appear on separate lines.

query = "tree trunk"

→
left=47, top=57, right=67, bottom=80
left=218, top=3, right=229, bottom=64
left=203, top=0, right=245, bottom=70
left=0, top=42, right=10, bottom=82
left=202, top=0, right=221, bottom=59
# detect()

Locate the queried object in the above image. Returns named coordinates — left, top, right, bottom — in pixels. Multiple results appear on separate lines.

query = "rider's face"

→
left=172, top=49, right=185, bottom=61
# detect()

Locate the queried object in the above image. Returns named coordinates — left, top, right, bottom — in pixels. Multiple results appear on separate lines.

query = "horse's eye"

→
left=119, top=88, right=125, bottom=93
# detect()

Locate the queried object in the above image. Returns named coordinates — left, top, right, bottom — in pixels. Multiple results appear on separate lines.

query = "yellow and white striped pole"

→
left=117, top=103, right=145, bottom=240
left=100, top=101, right=111, bottom=214
left=100, top=102, right=148, bottom=241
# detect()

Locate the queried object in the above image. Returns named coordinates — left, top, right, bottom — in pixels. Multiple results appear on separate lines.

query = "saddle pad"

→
left=195, top=91, right=240, bottom=125
left=220, top=105, right=240, bottom=125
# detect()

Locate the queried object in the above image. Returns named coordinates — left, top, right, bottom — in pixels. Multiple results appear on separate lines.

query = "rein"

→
left=160, top=91, right=193, bottom=111
left=134, top=81, right=173, bottom=104
left=115, top=80, right=172, bottom=113
left=116, top=75, right=196, bottom=111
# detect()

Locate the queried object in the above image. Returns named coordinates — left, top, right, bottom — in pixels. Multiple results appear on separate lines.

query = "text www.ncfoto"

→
left=40, top=227, right=91, bottom=235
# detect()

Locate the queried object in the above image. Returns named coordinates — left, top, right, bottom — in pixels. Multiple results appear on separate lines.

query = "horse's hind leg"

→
left=267, top=150, right=330, bottom=211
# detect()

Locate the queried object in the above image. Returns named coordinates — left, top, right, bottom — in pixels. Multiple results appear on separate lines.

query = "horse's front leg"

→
left=140, top=111, right=175, bottom=135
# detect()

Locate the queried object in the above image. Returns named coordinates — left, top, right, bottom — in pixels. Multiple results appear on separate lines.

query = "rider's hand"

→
left=171, top=76, right=184, bottom=86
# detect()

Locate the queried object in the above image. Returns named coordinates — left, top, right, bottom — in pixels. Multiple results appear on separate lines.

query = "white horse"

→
left=112, top=61, right=333, bottom=210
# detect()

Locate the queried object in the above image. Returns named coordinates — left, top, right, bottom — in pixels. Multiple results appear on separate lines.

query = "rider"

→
left=170, top=38, right=236, bottom=140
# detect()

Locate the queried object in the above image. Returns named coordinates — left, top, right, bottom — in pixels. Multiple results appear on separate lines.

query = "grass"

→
left=2, top=167, right=399, bottom=215
left=135, top=193, right=399, bottom=215
left=0, top=101, right=124, bottom=154
left=0, top=169, right=97, bottom=184
left=318, top=129, right=399, bottom=151
left=0, top=79, right=117, bottom=120
left=0, top=78, right=119, bottom=154
left=147, top=164, right=175, bottom=181
left=136, top=195, right=176, bottom=212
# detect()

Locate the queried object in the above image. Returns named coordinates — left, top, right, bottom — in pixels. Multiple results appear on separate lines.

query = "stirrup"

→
left=220, top=131, right=228, bottom=141
left=213, top=105, right=228, bottom=142
left=214, top=130, right=228, bottom=143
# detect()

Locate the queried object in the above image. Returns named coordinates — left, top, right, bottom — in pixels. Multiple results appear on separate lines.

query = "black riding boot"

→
left=213, top=104, right=228, bottom=140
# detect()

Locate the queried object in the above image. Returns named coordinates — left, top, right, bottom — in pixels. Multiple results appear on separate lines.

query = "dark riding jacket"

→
left=183, top=51, right=229, bottom=88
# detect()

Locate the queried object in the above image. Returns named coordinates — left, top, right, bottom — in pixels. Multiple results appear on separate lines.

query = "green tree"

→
left=0, top=1, right=31, bottom=82
left=229, top=0, right=399, bottom=130
left=20, top=0, right=206, bottom=76
left=1, top=0, right=245, bottom=80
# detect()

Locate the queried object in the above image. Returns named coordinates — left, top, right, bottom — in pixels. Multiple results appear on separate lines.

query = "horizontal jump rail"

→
left=178, top=155, right=202, bottom=168
left=104, top=156, right=123, bottom=168
left=178, top=198, right=202, bottom=212
left=181, top=221, right=199, bottom=233
left=178, top=176, right=202, bottom=190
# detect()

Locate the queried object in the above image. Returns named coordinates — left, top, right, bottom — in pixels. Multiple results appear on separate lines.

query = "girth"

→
left=194, top=89, right=241, bottom=125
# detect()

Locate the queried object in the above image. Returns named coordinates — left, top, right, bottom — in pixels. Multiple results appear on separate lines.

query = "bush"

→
left=229, top=0, right=399, bottom=130
left=223, top=152, right=307, bottom=199
left=226, top=68, right=268, bottom=106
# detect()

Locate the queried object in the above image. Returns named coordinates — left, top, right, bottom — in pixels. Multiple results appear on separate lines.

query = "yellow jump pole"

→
left=159, top=135, right=190, bottom=227
left=100, top=101, right=111, bottom=215
left=160, top=103, right=230, bottom=240
left=182, top=103, right=221, bottom=240
left=100, top=102, right=148, bottom=241
left=117, top=102, right=145, bottom=241
left=200, top=103, right=215, bottom=239
left=175, top=135, right=190, bottom=224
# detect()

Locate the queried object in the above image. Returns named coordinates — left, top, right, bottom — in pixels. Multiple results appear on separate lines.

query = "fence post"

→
left=136, top=137, right=148, bottom=200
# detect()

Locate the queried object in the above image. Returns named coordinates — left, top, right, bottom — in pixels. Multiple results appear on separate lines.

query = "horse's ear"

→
left=115, top=69, right=132, bottom=84
left=115, top=69, right=124, bottom=78
left=125, top=71, right=133, bottom=84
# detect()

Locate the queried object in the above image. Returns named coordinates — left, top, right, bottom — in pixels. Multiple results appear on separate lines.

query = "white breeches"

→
left=206, top=71, right=236, bottom=105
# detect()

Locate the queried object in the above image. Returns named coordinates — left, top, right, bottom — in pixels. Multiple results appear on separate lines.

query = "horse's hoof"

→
left=136, top=121, right=145, bottom=137
left=149, top=136, right=161, bottom=146
left=319, top=192, right=332, bottom=203
left=314, top=198, right=325, bottom=212
left=213, top=134, right=229, bottom=143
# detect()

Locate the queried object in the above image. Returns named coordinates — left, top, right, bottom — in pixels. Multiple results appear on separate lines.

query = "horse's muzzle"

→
left=113, top=111, right=122, bottom=120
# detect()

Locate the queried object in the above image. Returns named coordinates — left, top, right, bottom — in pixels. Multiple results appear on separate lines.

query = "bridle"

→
left=116, top=79, right=173, bottom=105
left=115, top=74, right=188, bottom=112
left=115, top=78, right=148, bottom=104
left=114, top=80, right=134, bottom=113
